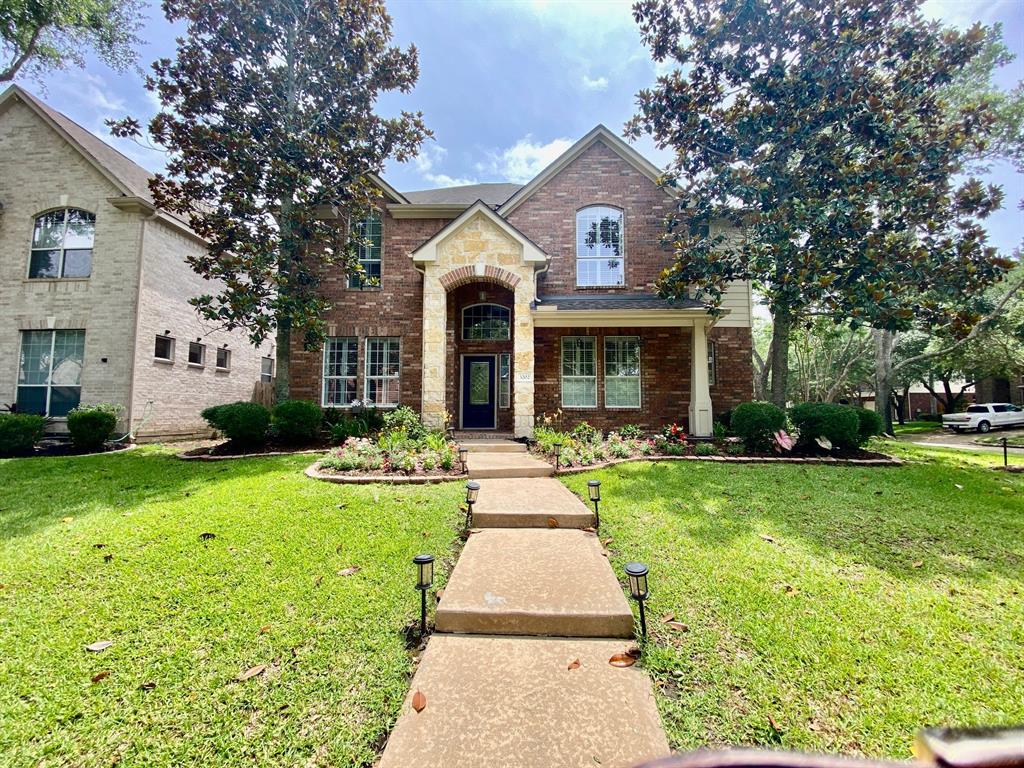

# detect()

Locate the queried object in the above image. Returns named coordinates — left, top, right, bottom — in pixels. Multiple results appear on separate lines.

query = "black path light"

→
left=587, top=480, right=601, bottom=529
left=458, top=446, right=469, bottom=474
left=625, top=561, right=650, bottom=639
left=553, top=441, right=563, bottom=470
left=464, top=481, right=480, bottom=528
left=413, top=553, right=435, bottom=637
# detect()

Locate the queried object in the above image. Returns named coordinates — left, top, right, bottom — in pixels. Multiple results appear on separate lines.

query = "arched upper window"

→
left=576, top=205, right=623, bottom=287
left=29, top=208, right=95, bottom=279
left=462, top=304, right=510, bottom=341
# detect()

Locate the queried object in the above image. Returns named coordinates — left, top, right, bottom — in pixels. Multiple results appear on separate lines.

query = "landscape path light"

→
left=413, top=553, right=435, bottom=637
left=458, top=446, right=469, bottom=474
left=625, top=561, right=650, bottom=639
left=464, top=481, right=480, bottom=528
left=587, top=480, right=601, bottom=528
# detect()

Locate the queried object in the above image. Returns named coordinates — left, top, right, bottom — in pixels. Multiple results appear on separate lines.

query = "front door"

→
left=462, top=356, right=496, bottom=429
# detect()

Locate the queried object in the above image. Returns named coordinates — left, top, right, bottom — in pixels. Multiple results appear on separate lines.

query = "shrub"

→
left=330, top=416, right=367, bottom=443
left=272, top=399, right=323, bottom=443
left=725, top=442, right=745, bottom=456
left=619, top=424, right=643, bottom=439
left=717, top=408, right=734, bottom=429
left=854, top=407, right=885, bottom=445
left=383, top=405, right=426, bottom=441
left=67, top=404, right=120, bottom=451
left=731, top=401, right=787, bottom=452
left=571, top=421, right=601, bottom=444
left=694, top=442, right=718, bottom=456
left=789, top=402, right=860, bottom=450
left=712, top=421, right=728, bottom=441
left=0, top=413, right=46, bottom=456
left=609, top=440, right=632, bottom=459
left=201, top=401, right=270, bottom=445
left=534, top=425, right=572, bottom=454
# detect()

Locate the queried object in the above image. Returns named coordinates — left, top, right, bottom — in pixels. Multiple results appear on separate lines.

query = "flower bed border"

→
left=549, top=452, right=901, bottom=474
left=304, top=461, right=468, bottom=485
left=7, top=442, right=138, bottom=460
left=177, top=447, right=325, bottom=461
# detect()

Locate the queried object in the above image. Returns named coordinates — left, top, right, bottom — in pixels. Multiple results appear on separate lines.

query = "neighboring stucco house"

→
left=0, top=86, right=273, bottom=439
left=290, top=125, right=753, bottom=436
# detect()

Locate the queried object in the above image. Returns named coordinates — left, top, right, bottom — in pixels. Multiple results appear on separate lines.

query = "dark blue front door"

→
left=462, top=356, right=496, bottom=429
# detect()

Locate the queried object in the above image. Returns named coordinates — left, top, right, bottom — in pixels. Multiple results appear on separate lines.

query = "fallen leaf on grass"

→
left=666, top=621, right=689, bottom=632
left=62, top=517, right=74, bottom=523
left=139, top=682, right=156, bottom=691
left=783, top=584, right=800, bottom=595
left=546, top=517, right=559, bottom=528
left=199, top=532, right=216, bottom=541
left=237, top=665, right=267, bottom=682
left=568, top=658, right=581, bottom=670
left=103, top=554, right=113, bottom=562
left=759, top=534, right=776, bottom=543
left=661, top=612, right=675, bottom=623
left=313, top=575, right=323, bottom=587
left=259, top=624, right=271, bottom=634
left=91, top=670, right=110, bottom=684
left=93, top=543, right=106, bottom=549
left=954, top=484, right=964, bottom=490
left=337, top=566, right=360, bottom=577
left=411, top=690, right=427, bottom=713
left=767, top=714, right=783, bottom=734
left=600, top=537, right=613, bottom=548
left=608, top=653, right=637, bottom=668
left=86, top=640, right=113, bottom=652
left=912, top=561, right=923, bottom=568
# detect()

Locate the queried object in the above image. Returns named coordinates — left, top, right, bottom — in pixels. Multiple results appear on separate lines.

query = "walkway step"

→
left=460, top=439, right=527, bottom=453
left=435, top=529, right=634, bottom=637
left=472, top=478, right=594, bottom=528
left=467, top=452, right=553, bottom=479
left=379, top=634, right=670, bottom=768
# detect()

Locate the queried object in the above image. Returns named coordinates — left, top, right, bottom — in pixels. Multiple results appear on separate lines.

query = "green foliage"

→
left=618, top=424, right=643, bottom=439
left=382, top=405, right=426, bottom=441
left=66, top=404, right=120, bottom=450
left=1, top=0, right=142, bottom=83
left=0, top=412, right=46, bottom=456
left=200, top=401, right=270, bottom=446
left=694, top=442, right=718, bottom=456
left=271, top=399, right=322, bottom=443
left=329, top=416, right=368, bottom=444
left=661, top=422, right=687, bottom=444
left=789, top=403, right=861, bottom=450
left=570, top=421, right=600, bottom=444
left=854, top=407, right=886, bottom=445
left=731, top=402, right=786, bottom=452
left=725, top=442, right=746, bottom=456
left=712, top=421, right=728, bottom=441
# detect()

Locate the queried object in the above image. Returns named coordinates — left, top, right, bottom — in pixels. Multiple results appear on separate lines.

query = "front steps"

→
left=435, top=529, right=634, bottom=638
left=472, top=478, right=595, bottom=528
left=378, top=634, right=668, bottom=768
left=461, top=438, right=554, bottom=478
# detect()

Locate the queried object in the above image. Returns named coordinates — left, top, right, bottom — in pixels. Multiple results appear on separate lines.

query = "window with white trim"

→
left=708, top=341, right=717, bottom=387
left=347, top=212, right=382, bottom=289
left=16, top=329, right=85, bottom=417
left=261, top=356, right=275, bottom=383
left=462, top=304, right=511, bottom=341
left=29, top=209, right=95, bottom=279
left=188, top=342, right=205, bottom=366
left=216, top=347, right=231, bottom=370
left=561, top=336, right=597, bottom=408
left=576, top=206, right=624, bottom=287
left=154, top=335, right=174, bottom=362
left=323, top=337, right=357, bottom=406
left=604, top=336, right=641, bottom=408
left=499, top=352, right=511, bottom=409
left=365, top=337, right=400, bottom=407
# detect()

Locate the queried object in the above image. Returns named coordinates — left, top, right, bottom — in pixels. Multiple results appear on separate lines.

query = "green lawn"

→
left=563, top=442, right=1024, bottom=758
left=0, top=447, right=463, bottom=768
left=976, top=433, right=1024, bottom=448
left=892, top=421, right=944, bottom=435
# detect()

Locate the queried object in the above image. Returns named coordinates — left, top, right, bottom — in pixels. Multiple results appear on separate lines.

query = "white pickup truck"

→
left=942, top=403, right=1024, bottom=433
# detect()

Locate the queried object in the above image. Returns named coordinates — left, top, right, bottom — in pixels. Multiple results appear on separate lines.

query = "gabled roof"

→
left=410, top=200, right=547, bottom=264
left=497, top=124, right=673, bottom=216
left=405, top=182, right=522, bottom=207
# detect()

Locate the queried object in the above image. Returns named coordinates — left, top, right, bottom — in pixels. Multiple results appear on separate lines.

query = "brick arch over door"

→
left=438, top=265, right=523, bottom=293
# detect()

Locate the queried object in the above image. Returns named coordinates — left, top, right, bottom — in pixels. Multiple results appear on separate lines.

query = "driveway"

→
left=899, top=426, right=1024, bottom=453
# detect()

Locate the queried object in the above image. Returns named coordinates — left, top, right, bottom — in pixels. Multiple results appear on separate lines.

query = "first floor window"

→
left=154, top=335, right=174, bottom=361
left=17, top=329, right=85, bottom=417
left=365, top=337, right=400, bottom=407
left=261, top=356, right=275, bottom=383
left=348, top=212, right=383, bottom=289
left=604, top=336, right=641, bottom=408
left=188, top=342, right=205, bottom=366
left=708, top=342, right=717, bottom=387
left=216, top=348, right=231, bottom=370
left=499, top=353, right=511, bottom=409
left=323, top=337, right=358, bottom=406
left=561, top=336, right=597, bottom=408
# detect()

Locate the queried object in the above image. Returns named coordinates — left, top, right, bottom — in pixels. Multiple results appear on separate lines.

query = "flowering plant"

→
left=662, top=423, right=687, bottom=444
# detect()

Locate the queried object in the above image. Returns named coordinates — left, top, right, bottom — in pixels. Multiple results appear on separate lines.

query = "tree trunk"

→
left=768, top=311, right=793, bottom=407
left=873, top=328, right=895, bottom=434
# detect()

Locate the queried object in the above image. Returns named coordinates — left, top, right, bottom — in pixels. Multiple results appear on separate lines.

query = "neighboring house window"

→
left=323, top=337, right=358, bottom=406
left=576, top=205, right=624, bottom=287
left=216, top=348, right=231, bottom=370
left=29, top=208, right=95, bottom=279
left=16, top=329, right=85, bottom=417
left=347, top=212, right=382, bottom=289
left=561, top=336, right=597, bottom=408
left=499, top=352, right=511, bottom=409
left=604, top=336, right=641, bottom=409
left=365, top=337, right=400, bottom=407
left=154, top=335, right=175, bottom=362
left=708, top=342, right=717, bottom=387
left=188, top=342, right=205, bottom=367
left=462, top=304, right=511, bottom=341
left=261, top=356, right=275, bottom=383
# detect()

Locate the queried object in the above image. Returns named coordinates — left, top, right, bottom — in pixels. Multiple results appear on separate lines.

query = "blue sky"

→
left=15, top=0, right=1024, bottom=253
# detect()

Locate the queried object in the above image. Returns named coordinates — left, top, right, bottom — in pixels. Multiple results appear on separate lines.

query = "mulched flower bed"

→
left=551, top=450, right=901, bottom=474
left=305, top=462, right=466, bottom=484
left=4, top=441, right=135, bottom=459
left=178, top=438, right=332, bottom=460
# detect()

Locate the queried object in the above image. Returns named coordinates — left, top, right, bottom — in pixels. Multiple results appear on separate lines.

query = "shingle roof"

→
left=403, top=182, right=522, bottom=206
left=536, top=294, right=705, bottom=311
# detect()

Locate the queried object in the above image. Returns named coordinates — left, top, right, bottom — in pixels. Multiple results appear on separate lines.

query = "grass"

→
left=0, top=447, right=463, bottom=768
left=892, top=421, right=944, bottom=435
left=976, top=433, right=1024, bottom=448
left=562, top=441, right=1024, bottom=759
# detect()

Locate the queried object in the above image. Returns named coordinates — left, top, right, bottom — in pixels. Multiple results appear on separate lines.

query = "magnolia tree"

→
left=111, top=0, right=429, bottom=400
left=627, top=0, right=1015, bottom=412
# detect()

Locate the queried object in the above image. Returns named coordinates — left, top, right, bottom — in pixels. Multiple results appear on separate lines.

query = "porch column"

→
left=420, top=272, right=447, bottom=430
left=689, top=320, right=713, bottom=436
left=512, top=281, right=535, bottom=438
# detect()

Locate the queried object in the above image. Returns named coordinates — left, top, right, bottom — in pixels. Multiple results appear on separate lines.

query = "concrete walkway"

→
left=380, top=443, right=670, bottom=768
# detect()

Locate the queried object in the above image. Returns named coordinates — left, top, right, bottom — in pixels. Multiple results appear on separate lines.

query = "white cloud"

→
left=411, top=142, right=477, bottom=188
left=581, top=74, right=609, bottom=91
left=480, top=135, right=574, bottom=183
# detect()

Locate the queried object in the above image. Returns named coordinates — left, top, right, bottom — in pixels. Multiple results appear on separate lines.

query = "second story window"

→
left=29, top=208, right=95, bottom=279
left=576, top=205, right=623, bottom=287
left=348, top=212, right=382, bottom=289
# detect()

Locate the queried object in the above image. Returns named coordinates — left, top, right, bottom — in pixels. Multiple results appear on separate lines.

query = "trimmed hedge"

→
left=67, top=404, right=120, bottom=451
left=0, top=413, right=46, bottom=457
left=854, top=407, right=885, bottom=444
left=201, top=401, right=270, bottom=445
left=789, top=402, right=860, bottom=449
left=272, top=399, right=323, bottom=443
left=731, top=401, right=786, bottom=452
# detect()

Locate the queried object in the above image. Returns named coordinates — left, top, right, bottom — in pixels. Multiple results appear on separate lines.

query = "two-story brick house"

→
left=0, top=86, right=273, bottom=439
left=290, top=125, right=753, bottom=437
